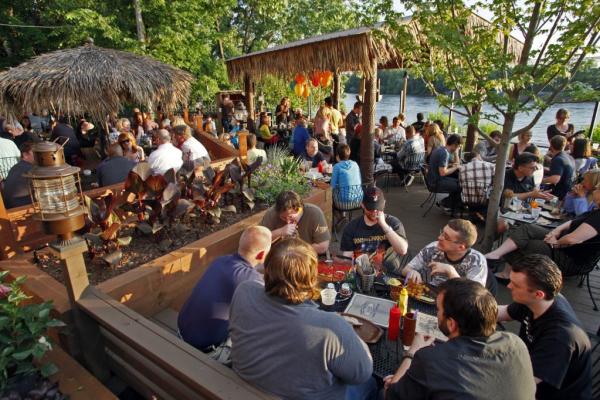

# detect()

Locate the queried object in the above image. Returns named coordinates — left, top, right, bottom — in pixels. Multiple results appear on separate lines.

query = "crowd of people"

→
left=176, top=184, right=592, bottom=399
left=0, top=100, right=597, bottom=399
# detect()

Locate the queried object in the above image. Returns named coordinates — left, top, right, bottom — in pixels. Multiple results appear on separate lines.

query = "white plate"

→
left=540, top=211, right=562, bottom=221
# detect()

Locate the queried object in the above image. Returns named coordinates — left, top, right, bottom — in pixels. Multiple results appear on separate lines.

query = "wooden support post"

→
left=50, top=238, right=110, bottom=382
left=332, top=72, right=341, bottom=109
left=244, top=74, right=255, bottom=130
left=361, top=58, right=378, bottom=186
left=238, top=130, right=249, bottom=158
left=401, top=71, right=408, bottom=115
left=590, top=101, right=599, bottom=140
left=0, top=193, right=18, bottom=259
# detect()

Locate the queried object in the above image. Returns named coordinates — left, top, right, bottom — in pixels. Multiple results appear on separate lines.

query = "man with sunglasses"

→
left=402, top=219, right=488, bottom=288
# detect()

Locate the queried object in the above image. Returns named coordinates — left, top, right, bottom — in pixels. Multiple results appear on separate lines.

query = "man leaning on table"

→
left=384, top=278, right=535, bottom=400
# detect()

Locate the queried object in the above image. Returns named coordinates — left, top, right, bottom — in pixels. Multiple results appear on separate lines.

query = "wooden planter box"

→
left=0, top=187, right=331, bottom=318
left=41, top=346, right=117, bottom=400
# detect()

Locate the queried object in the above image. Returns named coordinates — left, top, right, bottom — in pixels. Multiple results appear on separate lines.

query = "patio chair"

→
left=419, top=165, right=454, bottom=218
left=332, top=184, right=364, bottom=241
left=557, top=249, right=600, bottom=311
left=396, top=152, right=426, bottom=192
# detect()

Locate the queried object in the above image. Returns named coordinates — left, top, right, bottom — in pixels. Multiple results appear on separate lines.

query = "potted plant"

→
left=0, top=271, right=66, bottom=399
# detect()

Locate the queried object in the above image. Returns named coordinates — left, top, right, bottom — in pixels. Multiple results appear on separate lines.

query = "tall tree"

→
left=387, top=0, right=600, bottom=251
left=133, top=0, right=146, bottom=43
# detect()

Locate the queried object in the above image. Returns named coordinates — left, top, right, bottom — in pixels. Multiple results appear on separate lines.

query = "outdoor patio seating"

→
left=419, top=164, right=454, bottom=217
left=559, top=251, right=600, bottom=311
left=592, top=327, right=600, bottom=398
left=332, top=184, right=364, bottom=241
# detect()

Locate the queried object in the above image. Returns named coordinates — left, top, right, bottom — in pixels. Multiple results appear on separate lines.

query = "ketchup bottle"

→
left=318, top=160, right=324, bottom=173
left=387, top=305, right=401, bottom=341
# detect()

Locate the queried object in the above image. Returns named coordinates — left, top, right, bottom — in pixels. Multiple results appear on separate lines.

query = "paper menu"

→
left=415, top=313, right=448, bottom=342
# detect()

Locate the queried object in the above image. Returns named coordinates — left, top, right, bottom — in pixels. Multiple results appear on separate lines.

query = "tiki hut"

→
left=0, top=39, right=193, bottom=122
left=226, top=13, right=524, bottom=184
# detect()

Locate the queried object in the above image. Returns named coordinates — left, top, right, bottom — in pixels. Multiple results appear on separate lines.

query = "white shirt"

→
left=181, top=137, right=210, bottom=162
left=387, top=125, right=406, bottom=142
left=0, top=138, right=21, bottom=180
left=148, top=142, right=183, bottom=175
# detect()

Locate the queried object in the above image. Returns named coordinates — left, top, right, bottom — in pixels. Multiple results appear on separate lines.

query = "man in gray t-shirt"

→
left=229, top=238, right=375, bottom=400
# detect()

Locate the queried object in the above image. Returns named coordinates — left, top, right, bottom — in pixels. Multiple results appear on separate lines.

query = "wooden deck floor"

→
left=372, top=178, right=600, bottom=335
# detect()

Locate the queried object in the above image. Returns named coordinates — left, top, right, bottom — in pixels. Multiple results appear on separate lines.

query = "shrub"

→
left=253, top=146, right=311, bottom=204
left=0, top=272, right=64, bottom=391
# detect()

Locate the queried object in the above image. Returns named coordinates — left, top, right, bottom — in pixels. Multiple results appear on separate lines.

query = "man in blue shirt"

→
left=428, top=134, right=462, bottom=207
left=543, top=135, right=575, bottom=199
left=291, top=117, right=310, bottom=156
left=177, top=226, right=272, bottom=351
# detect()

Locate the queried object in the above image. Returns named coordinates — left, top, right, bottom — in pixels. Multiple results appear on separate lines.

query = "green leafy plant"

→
left=0, top=272, right=65, bottom=392
left=253, top=147, right=310, bottom=205
left=226, top=157, right=263, bottom=211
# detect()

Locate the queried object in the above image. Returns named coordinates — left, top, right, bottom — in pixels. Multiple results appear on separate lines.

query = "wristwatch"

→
left=402, top=351, right=415, bottom=361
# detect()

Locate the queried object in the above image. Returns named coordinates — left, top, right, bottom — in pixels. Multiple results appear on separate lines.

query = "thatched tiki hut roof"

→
left=226, top=14, right=524, bottom=81
left=0, top=40, right=193, bottom=121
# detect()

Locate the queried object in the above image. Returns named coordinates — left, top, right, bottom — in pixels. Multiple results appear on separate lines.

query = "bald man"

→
left=177, top=226, right=272, bottom=352
left=147, top=129, right=183, bottom=175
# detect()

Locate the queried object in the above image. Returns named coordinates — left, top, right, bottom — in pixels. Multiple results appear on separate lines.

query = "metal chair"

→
left=557, top=250, right=600, bottom=311
left=396, top=152, right=426, bottom=192
left=419, top=165, right=453, bottom=218
left=332, top=185, right=364, bottom=241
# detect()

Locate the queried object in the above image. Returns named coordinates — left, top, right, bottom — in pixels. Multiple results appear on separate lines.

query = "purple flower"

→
left=0, top=284, right=11, bottom=299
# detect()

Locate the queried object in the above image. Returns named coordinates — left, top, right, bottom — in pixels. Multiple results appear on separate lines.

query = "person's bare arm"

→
left=377, top=213, right=408, bottom=256
left=542, top=174, right=560, bottom=185
left=497, top=305, right=513, bottom=322
left=548, top=222, right=597, bottom=247
left=312, top=240, right=330, bottom=255
left=439, top=164, right=459, bottom=177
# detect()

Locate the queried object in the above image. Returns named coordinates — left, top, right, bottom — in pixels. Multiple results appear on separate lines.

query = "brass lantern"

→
left=25, top=141, right=86, bottom=242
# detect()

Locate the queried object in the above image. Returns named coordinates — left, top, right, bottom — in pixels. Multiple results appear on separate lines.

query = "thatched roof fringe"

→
left=0, top=43, right=193, bottom=122
left=226, top=14, right=523, bottom=82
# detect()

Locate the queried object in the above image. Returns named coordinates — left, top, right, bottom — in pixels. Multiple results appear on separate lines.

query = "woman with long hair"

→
left=547, top=108, right=575, bottom=143
left=425, top=123, right=446, bottom=160
left=118, top=132, right=145, bottom=163
left=508, top=130, right=532, bottom=163
left=571, top=137, right=597, bottom=174
left=563, top=170, right=600, bottom=216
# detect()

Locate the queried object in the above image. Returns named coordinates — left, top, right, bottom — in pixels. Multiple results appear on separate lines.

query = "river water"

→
left=343, top=93, right=597, bottom=147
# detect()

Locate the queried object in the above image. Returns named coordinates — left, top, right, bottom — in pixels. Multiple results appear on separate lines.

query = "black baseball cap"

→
left=363, top=186, right=385, bottom=211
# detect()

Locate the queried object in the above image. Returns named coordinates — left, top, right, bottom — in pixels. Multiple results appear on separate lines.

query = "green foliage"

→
left=591, top=124, right=600, bottom=143
left=253, top=147, right=310, bottom=204
left=0, top=272, right=64, bottom=391
left=426, top=110, right=461, bottom=133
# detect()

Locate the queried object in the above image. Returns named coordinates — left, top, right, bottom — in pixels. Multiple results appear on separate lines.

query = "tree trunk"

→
left=332, top=72, right=341, bottom=109
left=361, top=58, right=377, bottom=186
left=244, top=74, right=255, bottom=128
left=481, top=113, right=516, bottom=252
left=133, top=0, right=146, bottom=43
left=465, top=104, right=480, bottom=152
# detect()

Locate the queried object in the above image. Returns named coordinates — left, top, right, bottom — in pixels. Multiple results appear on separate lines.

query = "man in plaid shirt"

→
left=391, top=126, right=426, bottom=185
left=459, top=149, right=495, bottom=207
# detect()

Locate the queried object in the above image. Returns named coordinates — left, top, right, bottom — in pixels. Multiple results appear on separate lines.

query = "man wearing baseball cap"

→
left=339, top=186, right=408, bottom=274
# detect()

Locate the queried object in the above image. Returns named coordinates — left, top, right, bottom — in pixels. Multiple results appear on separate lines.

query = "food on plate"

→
left=387, top=278, right=402, bottom=286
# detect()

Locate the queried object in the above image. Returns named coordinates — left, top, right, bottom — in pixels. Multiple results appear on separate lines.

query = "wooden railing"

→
left=77, top=286, right=277, bottom=400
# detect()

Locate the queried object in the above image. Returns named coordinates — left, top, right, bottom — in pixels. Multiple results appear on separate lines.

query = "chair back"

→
left=557, top=249, right=600, bottom=278
left=402, top=151, right=426, bottom=172
left=420, top=165, right=435, bottom=192
left=332, top=185, right=363, bottom=212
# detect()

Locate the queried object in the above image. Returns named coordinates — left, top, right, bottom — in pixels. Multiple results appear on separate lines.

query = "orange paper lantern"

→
left=320, top=71, right=333, bottom=87
left=309, top=70, right=321, bottom=87
left=295, top=73, right=306, bottom=85
left=302, top=84, right=311, bottom=98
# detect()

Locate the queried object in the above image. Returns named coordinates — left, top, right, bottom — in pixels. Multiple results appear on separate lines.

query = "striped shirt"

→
left=459, top=159, right=495, bottom=205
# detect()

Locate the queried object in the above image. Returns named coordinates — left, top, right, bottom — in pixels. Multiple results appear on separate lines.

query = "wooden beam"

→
left=332, top=72, right=341, bottom=109
left=0, top=192, right=18, bottom=260
left=77, top=286, right=276, bottom=400
left=244, top=74, right=255, bottom=129
left=401, top=71, right=408, bottom=115
left=360, top=58, right=377, bottom=186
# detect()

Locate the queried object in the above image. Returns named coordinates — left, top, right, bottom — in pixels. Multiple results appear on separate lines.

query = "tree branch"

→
left=512, top=31, right=599, bottom=137
left=531, top=7, right=564, bottom=77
